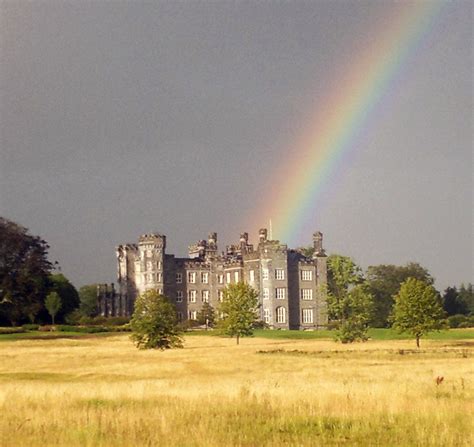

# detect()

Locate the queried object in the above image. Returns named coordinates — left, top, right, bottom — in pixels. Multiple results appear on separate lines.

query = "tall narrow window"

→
left=276, top=306, right=286, bottom=323
left=188, top=290, right=197, bottom=303
left=234, top=271, right=239, bottom=282
left=202, top=272, right=209, bottom=284
left=176, top=272, right=182, bottom=284
left=202, top=290, right=210, bottom=303
left=218, top=290, right=224, bottom=302
left=275, top=288, right=286, bottom=299
left=188, top=272, right=196, bottom=284
left=218, top=274, right=224, bottom=284
left=262, top=269, right=269, bottom=280
left=249, top=270, right=255, bottom=282
left=176, top=291, right=183, bottom=303
left=263, top=288, right=270, bottom=300
left=302, top=308, right=314, bottom=324
left=226, top=272, right=231, bottom=284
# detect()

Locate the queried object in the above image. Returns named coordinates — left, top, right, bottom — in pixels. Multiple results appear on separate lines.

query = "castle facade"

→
left=110, top=229, right=328, bottom=330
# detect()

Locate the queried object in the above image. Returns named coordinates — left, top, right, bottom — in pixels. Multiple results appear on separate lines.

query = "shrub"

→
left=447, top=314, right=468, bottom=328
left=0, top=327, right=26, bottom=334
left=22, top=324, right=40, bottom=331
left=64, top=310, right=82, bottom=325
left=458, top=321, right=473, bottom=329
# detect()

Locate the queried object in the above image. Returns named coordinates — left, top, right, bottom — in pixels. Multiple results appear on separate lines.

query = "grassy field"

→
left=1, top=332, right=473, bottom=446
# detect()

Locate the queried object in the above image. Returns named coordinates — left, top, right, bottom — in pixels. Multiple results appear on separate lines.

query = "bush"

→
left=0, top=327, right=26, bottom=334
left=447, top=314, right=468, bottom=328
left=458, top=321, right=473, bottom=329
left=177, top=319, right=201, bottom=332
left=22, top=324, right=40, bottom=331
left=105, top=316, right=130, bottom=326
left=64, top=310, right=82, bottom=325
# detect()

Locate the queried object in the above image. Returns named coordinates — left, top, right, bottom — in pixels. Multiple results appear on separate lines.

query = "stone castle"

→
left=101, top=229, right=328, bottom=330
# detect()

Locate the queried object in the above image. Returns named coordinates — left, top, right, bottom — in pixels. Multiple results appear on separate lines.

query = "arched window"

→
left=276, top=306, right=286, bottom=324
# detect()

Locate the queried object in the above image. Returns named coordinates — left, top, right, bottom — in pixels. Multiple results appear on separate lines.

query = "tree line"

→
left=1, top=217, right=473, bottom=346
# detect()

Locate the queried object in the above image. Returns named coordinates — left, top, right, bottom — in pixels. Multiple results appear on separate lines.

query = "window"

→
left=301, top=270, right=313, bottom=281
left=218, top=274, right=224, bottom=284
left=263, top=308, right=271, bottom=324
left=302, top=308, right=314, bottom=324
left=218, top=290, right=224, bottom=302
left=176, top=291, right=183, bottom=302
left=188, top=272, right=196, bottom=283
left=275, top=288, right=286, bottom=299
left=263, top=288, right=270, bottom=300
left=226, top=272, right=231, bottom=284
left=189, top=310, right=197, bottom=320
left=202, top=290, right=209, bottom=303
left=276, top=306, right=286, bottom=323
left=301, top=289, right=313, bottom=300
left=275, top=269, right=285, bottom=280
left=262, top=269, right=269, bottom=280
left=146, top=261, right=153, bottom=271
left=249, top=270, right=255, bottom=282
left=188, top=290, right=197, bottom=303
left=234, top=271, right=239, bottom=282
left=176, top=273, right=182, bottom=284
left=157, top=272, right=162, bottom=282
left=202, top=272, right=209, bottom=284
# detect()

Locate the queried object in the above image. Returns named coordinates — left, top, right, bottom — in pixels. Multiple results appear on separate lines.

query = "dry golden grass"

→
left=1, top=335, right=472, bottom=446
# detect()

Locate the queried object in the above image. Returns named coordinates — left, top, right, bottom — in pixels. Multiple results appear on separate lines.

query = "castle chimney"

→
left=259, top=228, right=268, bottom=243
left=208, top=232, right=217, bottom=246
left=313, top=231, right=325, bottom=256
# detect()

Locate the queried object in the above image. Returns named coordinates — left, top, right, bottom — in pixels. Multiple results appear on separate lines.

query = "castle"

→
left=103, top=229, right=328, bottom=330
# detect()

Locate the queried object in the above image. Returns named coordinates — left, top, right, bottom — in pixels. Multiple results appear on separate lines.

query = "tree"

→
left=334, top=285, right=374, bottom=343
left=365, top=263, right=433, bottom=327
left=78, top=284, right=99, bottom=317
left=45, top=292, right=61, bottom=325
left=326, top=255, right=372, bottom=342
left=130, top=290, right=183, bottom=350
left=392, top=278, right=446, bottom=348
left=0, top=217, right=54, bottom=325
left=197, top=302, right=215, bottom=330
left=48, top=274, right=79, bottom=322
left=458, top=283, right=474, bottom=315
left=218, top=282, right=259, bottom=345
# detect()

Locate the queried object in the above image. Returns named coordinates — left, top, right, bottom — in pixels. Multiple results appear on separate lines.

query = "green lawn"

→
left=0, top=331, right=116, bottom=341
left=1, top=327, right=473, bottom=342
left=186, top=327, right=474, bottom=340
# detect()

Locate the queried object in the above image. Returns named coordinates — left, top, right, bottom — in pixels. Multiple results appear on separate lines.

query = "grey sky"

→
left=1, top=1, right=472, bottom=291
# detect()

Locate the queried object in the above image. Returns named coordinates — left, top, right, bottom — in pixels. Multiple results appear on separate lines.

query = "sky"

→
left=1, top=0, right=472, bottom=291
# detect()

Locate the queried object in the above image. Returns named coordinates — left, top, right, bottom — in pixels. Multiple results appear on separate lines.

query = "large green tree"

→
left=365, top=263, right=433, bottom=327
left=130, top=290, right=183, bottom=350
left=78, top=284, right=99, bottom=317
left=218, top=282, right=259, bottom=345
left=392, top=278, right=446, bottom=348
left=0, top=217, right=54, bottom=325
left=48, top=273, right=79, bottom=322
left=326, top=255, right=373, bottom=342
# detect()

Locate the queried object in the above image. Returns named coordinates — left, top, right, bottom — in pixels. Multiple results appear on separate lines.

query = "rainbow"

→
left=246, top=1, right=444, bottom=245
